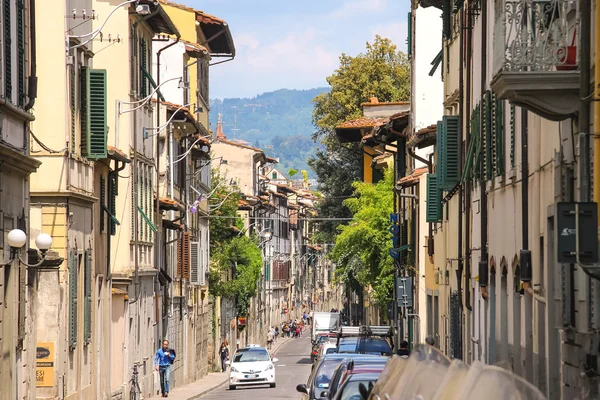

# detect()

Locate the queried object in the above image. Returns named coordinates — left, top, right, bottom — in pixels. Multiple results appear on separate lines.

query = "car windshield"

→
left=233, top=349, right=270, bottom=363
left=326, top=348, right=337, bottom=354
left=360, top=338, right=392, bottom=356
left=340, top=380, right=375, bottom=400
left=313, top=359, right=340, bottom=391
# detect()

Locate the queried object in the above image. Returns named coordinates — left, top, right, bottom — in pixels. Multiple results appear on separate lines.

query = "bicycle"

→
left=129, top=362, right=142, bottom=400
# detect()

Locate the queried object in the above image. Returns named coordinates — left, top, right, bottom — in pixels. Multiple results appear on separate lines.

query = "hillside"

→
left=209, top=88, right=329, bottom=176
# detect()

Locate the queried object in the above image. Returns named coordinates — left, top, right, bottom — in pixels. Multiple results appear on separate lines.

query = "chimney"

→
left=216, top=114, right=226, bottom=139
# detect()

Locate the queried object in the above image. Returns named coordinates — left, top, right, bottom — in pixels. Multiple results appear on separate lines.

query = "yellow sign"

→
left=36, top=342, right=55, bottom=387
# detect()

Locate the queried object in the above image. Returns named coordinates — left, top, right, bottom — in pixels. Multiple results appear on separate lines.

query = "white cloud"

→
left=371, top=22, right=409, bottom=52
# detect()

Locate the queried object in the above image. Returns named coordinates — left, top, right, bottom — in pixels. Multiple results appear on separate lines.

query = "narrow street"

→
left=200, top=336, right=313, bottom=399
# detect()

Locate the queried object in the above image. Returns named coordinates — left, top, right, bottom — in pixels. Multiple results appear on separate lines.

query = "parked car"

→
left=314, top=340, right=338, bottom=366
left=297, top=354, right=387, bottom=400
left=332, top=372, right=381, bottom=400
left=226, top=346, right=279, bottom=390
left=323, top=357, right=387, bottom=399
left=335, top=326, right=394, bottom=356
left=311, top=332, right=337, bottom=362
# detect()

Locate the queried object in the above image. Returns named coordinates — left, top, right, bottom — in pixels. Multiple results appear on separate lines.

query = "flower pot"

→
left=556, top=46, right=577, bottom=71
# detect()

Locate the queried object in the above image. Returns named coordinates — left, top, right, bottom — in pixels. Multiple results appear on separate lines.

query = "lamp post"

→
left=1, top=229, right=55, bottom=268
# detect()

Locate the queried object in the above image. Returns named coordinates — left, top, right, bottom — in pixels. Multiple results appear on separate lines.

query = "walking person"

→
left=397, top=340, right=410, bottom=358
left=154, top=339, right=176, bottom=398
left=220, top=341, right=229, bottom=372
left=267, top=328, right=274, bottom=349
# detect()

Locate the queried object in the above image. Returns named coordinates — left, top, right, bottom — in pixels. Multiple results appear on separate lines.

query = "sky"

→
left=187, top=0, right=409, bottom=99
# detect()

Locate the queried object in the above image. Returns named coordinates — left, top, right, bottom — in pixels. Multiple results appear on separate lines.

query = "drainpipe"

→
left=457, top=6, right=465, bottom=317
left=594, top=0, right=600, bottom=235
left=464, top=2, right=472, bottom=313
left=479, top=0, right=489, bottom=299
left=24, top=0, right=37, bottom=111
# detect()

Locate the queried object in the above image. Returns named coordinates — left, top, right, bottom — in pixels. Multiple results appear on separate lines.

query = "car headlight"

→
left=267, top=364, right=274, bottom=370
left=230, top=366, right=239, bottom=373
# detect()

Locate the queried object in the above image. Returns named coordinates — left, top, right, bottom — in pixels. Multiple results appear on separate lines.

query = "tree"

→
left=208, top=168, right=262, bottom=317
left=309, top=35, right=410, bottom=243
left=331, top=170, right=395, bottom=306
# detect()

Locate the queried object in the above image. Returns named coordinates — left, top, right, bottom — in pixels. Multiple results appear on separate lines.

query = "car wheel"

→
left=229, top=385, right=236, bottom=390
left=270, top=383, right=276, bottom=388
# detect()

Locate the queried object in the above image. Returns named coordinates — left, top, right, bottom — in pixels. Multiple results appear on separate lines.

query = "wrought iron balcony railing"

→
left=493, top=0, right=579, bottom=74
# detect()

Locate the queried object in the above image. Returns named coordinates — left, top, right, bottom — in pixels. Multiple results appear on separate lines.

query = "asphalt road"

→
left=200, top=335, right=313, bottom=399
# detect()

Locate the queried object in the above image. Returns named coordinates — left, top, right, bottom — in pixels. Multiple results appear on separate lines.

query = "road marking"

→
left=278, top=364, right=286, bottom=366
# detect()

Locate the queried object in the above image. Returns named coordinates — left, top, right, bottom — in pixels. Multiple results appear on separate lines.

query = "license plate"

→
left=244, top=374, right=259, bottom=378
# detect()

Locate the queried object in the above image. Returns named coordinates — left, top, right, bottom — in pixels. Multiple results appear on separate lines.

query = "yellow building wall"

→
left=162, top=4, right=196, bottom=41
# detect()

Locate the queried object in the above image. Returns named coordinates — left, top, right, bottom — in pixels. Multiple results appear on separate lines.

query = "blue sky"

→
left=186, top=0, right=409, bottom=99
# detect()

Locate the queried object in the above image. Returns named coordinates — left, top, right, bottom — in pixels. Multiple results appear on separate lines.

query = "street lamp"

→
left=1, top=229, right=54, bottom=268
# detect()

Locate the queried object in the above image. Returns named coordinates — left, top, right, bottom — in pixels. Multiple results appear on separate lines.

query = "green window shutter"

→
left=510, top=104, right=516, bottom=168
left=439, top=115, right=460, bottom=190
left=17, top=0, right=24, bottom=107
left=472, top=103, right=482, bottom=181
left=83, top=249, right=92, bottom=343
left=100, top=175, right=106, bottom=232
left=71, top=66, right=77, bottom=152
left=130, top=26, right=135, bottom=93
left=109, top=174, right=117, bottom=236
left=81, top=68, right=108, bottom=159
left=407, top=12, right=412, bottom=56
left=4, top=0, right=11, bottom=100
left=69, top=251, right=78, bottom=350
left=443, top=0, right=452, bottom=39
left=140, top=38, right=147, bottom=97
left=493, top=94, right=505, bottom=176
left=426, top=174, right=442, bottom=222
left=483, top=91, right=493, bottom=181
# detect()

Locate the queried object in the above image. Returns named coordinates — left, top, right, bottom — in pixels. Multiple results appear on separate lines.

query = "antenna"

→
left=231, top=107, right=240, bottom=139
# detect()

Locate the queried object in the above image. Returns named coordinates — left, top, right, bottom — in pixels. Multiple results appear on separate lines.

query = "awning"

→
left=158, top=268, right=173, bottom=286
left=138, top=1, right=179, bottom=36
left=196, top=12, right=235, bottom=56
left=138, top=207, right=158, bottom=232
left=107, top=146, right=131, bottom=163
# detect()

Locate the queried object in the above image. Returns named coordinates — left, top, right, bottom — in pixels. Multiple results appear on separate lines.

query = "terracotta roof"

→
left=389, top=111, right=410, bottom=122
left=107, top=146, right=130, bottom=163
left=193, top=133, right=210, bottom=146
left=336, top=117, right=388, bottom=130
left=373, top=152, right=393, bottom=162
left=215, top=139, right=276, bottom=163
left=416, top=124, right=437, bottom=136
left=265, top=156, right=278, bottom=164
left=396, top=167, right=428, bottom=186
left=196, top=11, right=226, bottom=24
left=180, top=39, right=208, bottom=56
left=269, top=190, right=287, bottom=199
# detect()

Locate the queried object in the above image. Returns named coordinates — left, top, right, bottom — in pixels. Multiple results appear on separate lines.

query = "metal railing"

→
left=493, top=0, right=579, bottom=73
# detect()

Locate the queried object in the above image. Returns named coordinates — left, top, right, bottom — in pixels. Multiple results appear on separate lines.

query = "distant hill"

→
left=209, top=88, right=329, bottom=176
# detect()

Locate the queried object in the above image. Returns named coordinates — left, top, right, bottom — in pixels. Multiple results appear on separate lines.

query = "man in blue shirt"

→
left=154, top=339, right=175, bottom=397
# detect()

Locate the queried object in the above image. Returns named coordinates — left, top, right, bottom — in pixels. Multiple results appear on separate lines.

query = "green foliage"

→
left=331, top=170, right=395, bottom=305
left=210, top=88, right=329, bottom=176
left=209, top=235, right=263, bottom=316
left=309, top=36, right=410, bottom=244
left=301, top=170, right=309, bottom=183
left=288, top=168, right=298, bottom=177
left=209, top=169, right=262, bottom=317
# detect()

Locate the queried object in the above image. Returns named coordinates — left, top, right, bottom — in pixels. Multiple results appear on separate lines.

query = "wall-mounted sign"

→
left=36, top=342, right=55, bottom=387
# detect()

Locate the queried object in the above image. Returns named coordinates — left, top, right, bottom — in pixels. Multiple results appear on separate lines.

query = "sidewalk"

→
left=147, top=337, right=293, bottom=399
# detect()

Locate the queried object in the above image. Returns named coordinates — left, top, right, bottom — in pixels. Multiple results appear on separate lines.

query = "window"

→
left=70, top=65, right=77, bottom=152
left=427, top=294, right=433, bottom=336
left=69, top=250, right=79, bottom=350
left=80, top=67, right=108, bottom=158
left=482, top=91, right=505, bottom=179
left=273, top=172, right=278, bottom=179
left=183, top=64, right=190, bottom=105
left=197, top=58, right=209, bottom=105
left=133, top=162, right=156, bottom=242
left=426, top=174, right=442, bottom=222
left=177, top=231, right=191, bottom=279
left=438, top=116, right=460, bottom=190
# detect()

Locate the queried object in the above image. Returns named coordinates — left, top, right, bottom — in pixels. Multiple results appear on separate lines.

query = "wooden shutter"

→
left=442, top=0, right=452, bottom=39
left=483, top=91, right=493, bottom=180
left=81, top=68, right=108, bottom=158
left=510, top=104, right=516, bottom=168
left=177, top=232, right=191, bottom=279
left=439, top=115, right=460, bottom=190
left=407, top=12, right=412, bottom=56
left=83, top=249, right=92, bottom=343
left=140, top=38, right=147, bottom=97
left=190, top=240, right=200, bottom=285
left=69, top=251, right=78, bottom=349
left=493, top=94, right=505, bottom=176
left=109, top=174, right=117, bottom=236
left=17, top=0, right=25, bottom=106
left=71, top=66, right=77, bottom=152
left=100, top=175, right=106, bottom=232
left=4, top=0, right=11, bottom=100
left=426, top=174, right=442, bottom=222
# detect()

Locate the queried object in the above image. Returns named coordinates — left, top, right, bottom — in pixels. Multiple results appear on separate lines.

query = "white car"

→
left=226, top=346, right=279, bottom=390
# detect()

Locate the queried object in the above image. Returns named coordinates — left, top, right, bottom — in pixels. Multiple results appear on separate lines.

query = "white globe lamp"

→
left=7, top=229, right=27, bottom=249
left=35, top=233, right=53, bottom=253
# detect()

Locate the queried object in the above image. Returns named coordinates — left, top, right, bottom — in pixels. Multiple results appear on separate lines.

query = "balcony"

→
left=490, top=0, right=580, bottom=121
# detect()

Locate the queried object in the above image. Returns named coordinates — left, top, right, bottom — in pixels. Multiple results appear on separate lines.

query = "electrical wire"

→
left=145, top=103, right=194, bottom=137
left=172, top=135, right=210, bottom=164
left=68, top=0, right=136, bottom=48
left=30, top=130, right=67, bottom=154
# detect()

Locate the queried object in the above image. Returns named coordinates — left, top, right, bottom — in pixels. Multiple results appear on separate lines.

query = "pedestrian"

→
left=295, top=326, right=301, bottom=338
left=274, top=326, right=279, bottom=341
left=425, top=336, right=435, bottom=346
left=267, top=328, right=274, bottom=349
left=219, top=341, right=229, bottom=372
left=397, top=340, right=410, bottom=358
left=154, top=339, right=176, bottom=398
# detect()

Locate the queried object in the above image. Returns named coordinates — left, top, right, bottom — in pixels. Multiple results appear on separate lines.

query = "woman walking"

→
left=219, top=341, right=229, bottom=372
